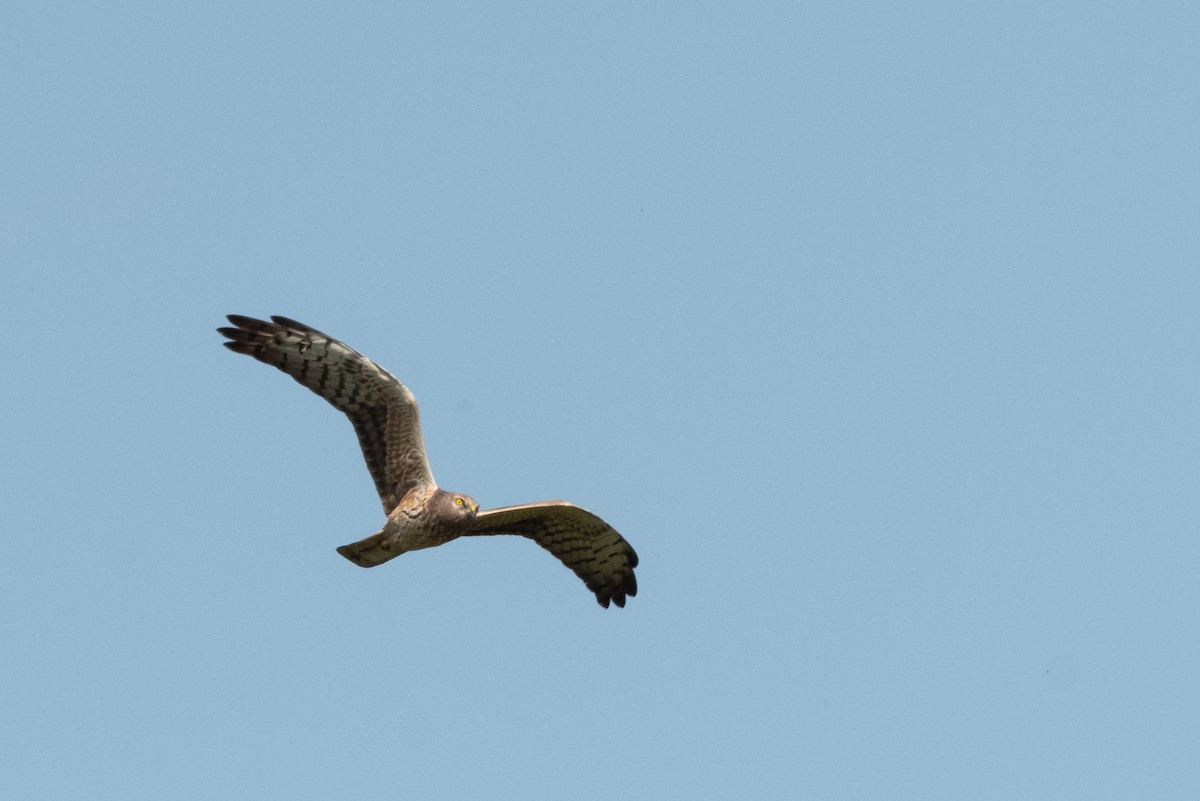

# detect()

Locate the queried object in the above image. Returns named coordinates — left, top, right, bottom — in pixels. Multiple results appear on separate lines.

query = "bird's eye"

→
left=455, top=498, right=464, bottom=506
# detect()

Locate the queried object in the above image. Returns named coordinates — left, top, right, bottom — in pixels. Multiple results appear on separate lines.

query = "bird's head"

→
left=438, top=490, right=479, bottom=521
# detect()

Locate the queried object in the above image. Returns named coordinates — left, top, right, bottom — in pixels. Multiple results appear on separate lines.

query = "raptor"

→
left=218, top=315, right=638, bottom=608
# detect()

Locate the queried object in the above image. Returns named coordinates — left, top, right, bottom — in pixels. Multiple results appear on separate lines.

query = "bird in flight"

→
left=218, top=315, right=638, bottom=608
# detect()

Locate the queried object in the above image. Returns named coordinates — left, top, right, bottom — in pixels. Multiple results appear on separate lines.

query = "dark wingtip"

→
left=597, top=576, right=637, bottom=609
left=225, top=314, right=264, bottom=328
left=271, top=315, right=313, bottom=332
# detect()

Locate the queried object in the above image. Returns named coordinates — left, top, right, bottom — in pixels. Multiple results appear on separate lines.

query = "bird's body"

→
left=340, top=486, right=479, bottom=566
left=218, top=314, right=638, bottom=608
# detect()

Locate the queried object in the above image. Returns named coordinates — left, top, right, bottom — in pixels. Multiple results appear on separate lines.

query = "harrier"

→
left=218, top=315, right=638, bottom=608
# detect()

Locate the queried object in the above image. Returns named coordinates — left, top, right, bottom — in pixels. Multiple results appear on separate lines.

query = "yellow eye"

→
left=455, top=497, right=464, bottom=506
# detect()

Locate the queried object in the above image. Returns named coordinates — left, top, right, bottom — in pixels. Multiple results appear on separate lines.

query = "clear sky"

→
left=3, top=2, right=1197, bottom=799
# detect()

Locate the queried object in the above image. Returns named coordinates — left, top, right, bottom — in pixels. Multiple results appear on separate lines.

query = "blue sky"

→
left=3, top=2, right=1198, bottom=798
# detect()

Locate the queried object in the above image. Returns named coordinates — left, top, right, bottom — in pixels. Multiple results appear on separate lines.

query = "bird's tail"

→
left=337, top=530, right=404, bottom=568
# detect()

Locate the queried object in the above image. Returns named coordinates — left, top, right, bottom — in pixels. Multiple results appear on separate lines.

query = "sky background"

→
left=2, top=2, right=1198, bottom=799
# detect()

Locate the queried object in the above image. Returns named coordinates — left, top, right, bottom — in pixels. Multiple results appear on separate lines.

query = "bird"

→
left=217, top=315, right=638, bottom=608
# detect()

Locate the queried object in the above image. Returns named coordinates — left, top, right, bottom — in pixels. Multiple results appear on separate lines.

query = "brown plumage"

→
left=218, top=315, right=638, bottom=608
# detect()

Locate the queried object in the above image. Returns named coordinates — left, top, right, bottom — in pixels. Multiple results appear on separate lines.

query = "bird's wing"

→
left=465, top=501, right=638, bottom=608
left=218, top=315, right=434, bottom=514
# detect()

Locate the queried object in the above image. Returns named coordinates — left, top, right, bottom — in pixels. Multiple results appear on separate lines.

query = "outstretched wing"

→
left=218, top=315, right=434, bottom=514
left=465, top=501, right=638, bottom=608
